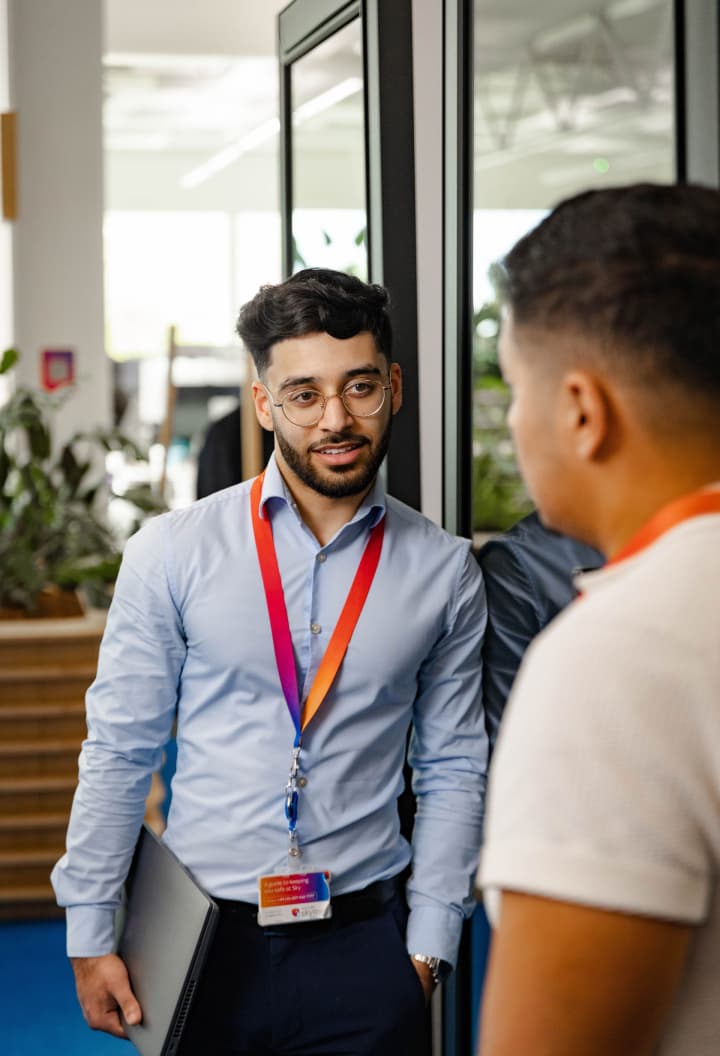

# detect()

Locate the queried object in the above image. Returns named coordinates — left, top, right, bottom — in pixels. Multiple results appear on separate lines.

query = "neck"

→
left=274, top=455, right=374, bottom=546
left=598, top=453, right=720, bottom=559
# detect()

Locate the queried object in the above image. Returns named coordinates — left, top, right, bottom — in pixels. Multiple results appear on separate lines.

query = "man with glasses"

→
left=52, top=268, right=488, bottom=1056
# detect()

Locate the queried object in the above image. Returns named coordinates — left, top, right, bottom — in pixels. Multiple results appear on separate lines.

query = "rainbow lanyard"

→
left=250, top=472, right=385, bottom=859
left=608, top=486, right=720, bottom=567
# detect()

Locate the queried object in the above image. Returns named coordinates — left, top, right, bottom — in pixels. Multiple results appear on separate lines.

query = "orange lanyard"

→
left=609, top=486, right=720, bottom=567
left=250, top=472, right=385, bottom=744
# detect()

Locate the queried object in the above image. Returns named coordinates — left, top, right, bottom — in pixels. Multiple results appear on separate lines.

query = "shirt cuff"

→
left=405, top=904, right=465, bottom=970
left=65, top=905, right=118, bottom=958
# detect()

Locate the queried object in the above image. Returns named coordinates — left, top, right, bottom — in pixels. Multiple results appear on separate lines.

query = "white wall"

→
left=0, top=0, right=12, bottom=360
left=106, top=0, right=284, bottom=58
left=8, top=0, right=110, bottom=443
left=412, top=0, right=443, bottom=525
left=107, top=150, right=279, bottom=213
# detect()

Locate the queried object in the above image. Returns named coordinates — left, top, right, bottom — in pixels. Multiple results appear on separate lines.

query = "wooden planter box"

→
left=0, top=607, right=165, bottom=920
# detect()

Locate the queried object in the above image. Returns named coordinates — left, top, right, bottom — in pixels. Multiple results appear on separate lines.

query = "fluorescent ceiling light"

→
left=292, top=76, right=363, bottom=122
left=181, top=75, right=363, bottom=189
left=181, top=117, right=280, bottom=188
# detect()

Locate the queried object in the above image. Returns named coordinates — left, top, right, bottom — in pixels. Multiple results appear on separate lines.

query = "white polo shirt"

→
left=479, top=512, right=720, bottom=1055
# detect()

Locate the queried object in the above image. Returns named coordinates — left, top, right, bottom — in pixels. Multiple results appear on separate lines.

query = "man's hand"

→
left=71, top=954, right=143, bottom=1038
left=411, top=957, right=436, bottom=1005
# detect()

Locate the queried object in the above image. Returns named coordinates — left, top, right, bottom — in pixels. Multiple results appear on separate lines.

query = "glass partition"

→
left=290, top=18, right=367, bottom=277
left=279, top=0, right=419, bottom=509
left=471, top=0, right=675, bottom=543
left=465, top=2, right=676, bottom=1051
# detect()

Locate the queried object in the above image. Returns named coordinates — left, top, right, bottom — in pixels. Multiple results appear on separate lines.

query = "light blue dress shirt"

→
left=52, top=455, right=488, bottom=967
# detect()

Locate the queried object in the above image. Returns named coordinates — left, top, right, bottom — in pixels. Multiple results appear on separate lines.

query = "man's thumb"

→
left=122, top=1000, right=142, bottom=1026
left=114, top=979, right=142, bottom=1028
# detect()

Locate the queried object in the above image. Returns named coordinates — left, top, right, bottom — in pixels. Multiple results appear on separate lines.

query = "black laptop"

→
left=117, top=825, right=219, bottom=1056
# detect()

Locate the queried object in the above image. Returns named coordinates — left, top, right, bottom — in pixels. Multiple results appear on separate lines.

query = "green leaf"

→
left=117, top=484, right=166, bottom=514
left=0, top=348, right=18, bottom=375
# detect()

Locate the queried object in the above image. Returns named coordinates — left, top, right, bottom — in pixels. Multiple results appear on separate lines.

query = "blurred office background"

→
left=0, top=0, right=718, bottom=1053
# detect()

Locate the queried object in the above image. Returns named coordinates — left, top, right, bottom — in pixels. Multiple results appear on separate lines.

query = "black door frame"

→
left=278, top=0, right=421, bottom=510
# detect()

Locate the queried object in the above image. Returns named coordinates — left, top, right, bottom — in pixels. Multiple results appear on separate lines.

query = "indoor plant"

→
left=0, top=348, right=164, bottom=616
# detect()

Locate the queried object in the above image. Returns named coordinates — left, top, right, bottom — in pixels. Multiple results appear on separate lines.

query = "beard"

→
left=274, top=415, right=393, bottom=499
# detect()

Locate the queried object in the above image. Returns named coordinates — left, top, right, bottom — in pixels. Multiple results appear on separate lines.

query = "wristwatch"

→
left=411, top=953, right=451, bottom=986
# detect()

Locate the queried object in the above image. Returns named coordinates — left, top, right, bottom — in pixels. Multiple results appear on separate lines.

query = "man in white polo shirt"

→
left=477, top=182, right=720, bottom=1056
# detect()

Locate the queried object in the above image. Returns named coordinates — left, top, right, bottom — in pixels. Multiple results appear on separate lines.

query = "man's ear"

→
left=252, top=380, right=275, bottom=433
left=563, top=369, right=610, bottom=460
left=390, top=362, right=403, bottom=415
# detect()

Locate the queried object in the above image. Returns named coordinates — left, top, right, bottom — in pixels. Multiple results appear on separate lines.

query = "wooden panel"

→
left=0, top=611, right=166, bottom=917
left=0, top=701, right=87, bottom=740
left=0, top=740, right=81, bottom=778
left=0, top=813, right=69, bottom=851
left=1, top=111, right=17, bottom=221
left=0, top=668, right=98, bottom=705
left=0, top=776, right=78, bottom=816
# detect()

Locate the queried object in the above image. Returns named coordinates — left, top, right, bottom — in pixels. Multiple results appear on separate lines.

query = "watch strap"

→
left=410, top=953, right=451, bottom=985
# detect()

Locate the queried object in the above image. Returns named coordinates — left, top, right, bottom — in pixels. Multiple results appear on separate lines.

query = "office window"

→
left=471, top=0, right=674, bottom=541
left=290, top=18, right=367, bottom=278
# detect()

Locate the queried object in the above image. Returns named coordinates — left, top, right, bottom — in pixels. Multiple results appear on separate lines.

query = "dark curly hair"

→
left=236, top=268, right=392, bottom=375
left=500, top=182, right=720, bottom=395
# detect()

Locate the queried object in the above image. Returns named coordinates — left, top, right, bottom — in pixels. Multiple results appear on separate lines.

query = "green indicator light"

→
left=593, top=157, right=611, bottom=174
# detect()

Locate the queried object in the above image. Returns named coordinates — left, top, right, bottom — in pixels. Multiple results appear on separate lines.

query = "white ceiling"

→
left=105, top=0, right=286, bottom=57
left=102, top=0, right=675, bottom=213
left=104, top=0, right=287, bottom=157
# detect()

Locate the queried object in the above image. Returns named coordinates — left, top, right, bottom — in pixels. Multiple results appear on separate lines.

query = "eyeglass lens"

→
left=281, top=380, right=387, bottom=425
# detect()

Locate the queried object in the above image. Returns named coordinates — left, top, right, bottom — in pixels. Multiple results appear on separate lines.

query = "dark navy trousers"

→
left=178, top=892, right=430, bottom=1056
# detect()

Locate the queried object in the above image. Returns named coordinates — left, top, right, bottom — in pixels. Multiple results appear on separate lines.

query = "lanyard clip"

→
left=285, top=743, right=303, bottom=858
left=285, top=786, right=298, bottom=828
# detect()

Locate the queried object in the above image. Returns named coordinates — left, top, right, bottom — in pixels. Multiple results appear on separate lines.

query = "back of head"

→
left=501, top=182, right=720, bottom=399
left=236, top=267, right=392, bottom=375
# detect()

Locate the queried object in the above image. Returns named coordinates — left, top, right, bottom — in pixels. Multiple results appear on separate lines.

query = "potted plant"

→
left=0, top=349, right=170, bottom=917
left=472, top=271, right=533, bottom=536
left=0, top=347, right=164, bottom=617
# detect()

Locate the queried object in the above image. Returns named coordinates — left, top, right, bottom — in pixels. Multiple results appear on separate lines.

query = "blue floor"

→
left=0, top=919, right=128, bottom=1056
left=0, top=746, right=178, bottom=1056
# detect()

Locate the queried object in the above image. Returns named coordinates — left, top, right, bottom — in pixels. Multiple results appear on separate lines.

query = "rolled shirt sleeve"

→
left=51, top=516, right=185, bottom=956
left=406, top=547, right=488, bottom=967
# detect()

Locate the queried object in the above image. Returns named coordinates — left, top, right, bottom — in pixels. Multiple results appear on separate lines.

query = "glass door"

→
left=290, top=18, right=367, bottom=278
left=278, top=0, right=419, bottom=509
left=470, top=0, right=675, bottom=548
left=443, top=1, right=679, bottom=1053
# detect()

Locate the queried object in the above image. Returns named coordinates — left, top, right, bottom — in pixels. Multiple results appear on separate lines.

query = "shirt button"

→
left=310, top=622, right=321, bottom=635
left=297, top=776, right=308, bottom=788
left=317, top=552, right=327, bottom=563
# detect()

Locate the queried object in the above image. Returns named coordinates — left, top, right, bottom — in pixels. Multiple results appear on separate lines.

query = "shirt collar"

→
left=258, top=452, right=386, bottom=529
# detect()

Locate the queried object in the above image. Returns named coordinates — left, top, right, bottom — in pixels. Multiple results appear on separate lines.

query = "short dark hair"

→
left=501, top=182, right=720, bottom=395
left=236, top=268, right=392, bottom=375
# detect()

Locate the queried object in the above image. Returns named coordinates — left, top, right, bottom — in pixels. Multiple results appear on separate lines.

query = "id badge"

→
left=257, top=870, right=332, bottom=925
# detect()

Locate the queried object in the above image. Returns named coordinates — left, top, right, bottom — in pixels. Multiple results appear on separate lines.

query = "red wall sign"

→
left=41, top=348, right=75, bottom=391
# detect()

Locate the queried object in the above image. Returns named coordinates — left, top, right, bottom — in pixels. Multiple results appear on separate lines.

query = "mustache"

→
left=307, top=434, right=369, bottom=452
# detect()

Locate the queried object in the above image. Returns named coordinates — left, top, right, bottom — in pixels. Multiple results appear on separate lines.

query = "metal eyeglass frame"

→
left=262, top=379, right=392, bottom=427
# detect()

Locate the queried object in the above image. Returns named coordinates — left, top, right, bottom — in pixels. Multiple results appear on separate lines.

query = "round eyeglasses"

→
left=264, top=379, right=392, bottom=427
